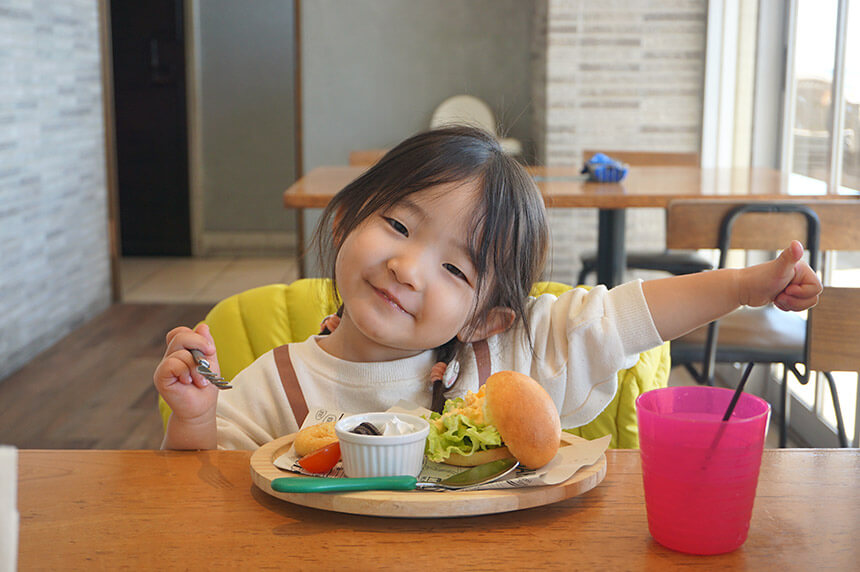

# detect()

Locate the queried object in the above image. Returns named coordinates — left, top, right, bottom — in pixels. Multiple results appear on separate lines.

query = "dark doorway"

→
left=110, top=0, right=190, bottom=255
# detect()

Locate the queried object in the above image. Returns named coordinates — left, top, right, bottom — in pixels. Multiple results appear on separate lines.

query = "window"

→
left=786, top=1, right=837, bottom=192
left=785, top=0, right=860, bottom=196
left=781, top=0, right=860, bottom=446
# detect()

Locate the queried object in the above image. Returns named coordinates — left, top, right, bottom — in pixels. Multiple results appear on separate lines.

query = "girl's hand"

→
left=740, top=241, right=823, bottom=311
left=153, top=323, right=220, bottom=423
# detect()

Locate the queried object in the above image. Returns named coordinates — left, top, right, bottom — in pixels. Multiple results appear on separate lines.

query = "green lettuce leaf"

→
left=424, top=397, right=502, bottom=462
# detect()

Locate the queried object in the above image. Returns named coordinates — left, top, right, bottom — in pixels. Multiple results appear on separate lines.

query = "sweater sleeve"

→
left=502, top=280, right=663, bottom=429
left=215, top=350, right=299, bottom=451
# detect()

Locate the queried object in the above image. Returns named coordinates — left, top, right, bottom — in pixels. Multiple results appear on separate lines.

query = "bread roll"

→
left=294, top=421, right=338, bottom=456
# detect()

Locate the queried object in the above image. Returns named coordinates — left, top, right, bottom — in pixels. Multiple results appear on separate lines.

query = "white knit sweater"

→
left=216, top=280, right=662, bottom=450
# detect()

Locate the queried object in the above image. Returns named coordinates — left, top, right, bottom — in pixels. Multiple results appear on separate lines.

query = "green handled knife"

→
left=271, top=475, right=417, bottom=493
left=270, top=457, right=519, bottom=493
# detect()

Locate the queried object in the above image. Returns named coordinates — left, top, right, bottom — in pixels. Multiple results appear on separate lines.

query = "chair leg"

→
left=779, top=367, right=789, bottom=448
left=701, top=322, right=719, bottom=386
left=822, top=371, right=849, bottom=448
left=683, top=363, right=704, bottom=385
left=576, top=265, right=592, bottom=287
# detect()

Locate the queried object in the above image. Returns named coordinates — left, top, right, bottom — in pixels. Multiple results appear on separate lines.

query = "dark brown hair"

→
left=312, top=126, right=548, bottom=408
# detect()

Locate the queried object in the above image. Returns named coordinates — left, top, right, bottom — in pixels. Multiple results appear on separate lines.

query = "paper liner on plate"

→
left=275, top=403, right=610, bottom=491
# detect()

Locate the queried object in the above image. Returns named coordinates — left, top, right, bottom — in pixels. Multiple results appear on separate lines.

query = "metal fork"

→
left=190, top=349, right=232, bottom=389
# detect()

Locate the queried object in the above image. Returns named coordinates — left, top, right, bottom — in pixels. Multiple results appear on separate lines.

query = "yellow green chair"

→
left=159, top=278, right=670, bottom=448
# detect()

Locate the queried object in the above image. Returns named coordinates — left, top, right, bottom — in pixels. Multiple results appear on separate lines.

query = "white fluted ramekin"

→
left=334, top=412, right=430, bottom=478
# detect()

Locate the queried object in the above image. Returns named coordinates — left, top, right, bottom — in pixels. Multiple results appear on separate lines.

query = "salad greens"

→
left=425, top=396, right=502, bottom=462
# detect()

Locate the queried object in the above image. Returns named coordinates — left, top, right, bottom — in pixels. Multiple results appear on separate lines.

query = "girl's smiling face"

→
left=322, top=181, right=485, bottom=362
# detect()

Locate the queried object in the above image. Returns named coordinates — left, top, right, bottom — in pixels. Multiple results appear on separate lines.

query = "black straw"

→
left=706, top=362, right=757, bottom=459
left=722, top=362, right=755, bottom=421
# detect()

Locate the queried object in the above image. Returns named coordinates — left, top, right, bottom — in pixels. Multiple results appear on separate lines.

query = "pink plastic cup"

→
left=636, top=386, right=771, bottom=555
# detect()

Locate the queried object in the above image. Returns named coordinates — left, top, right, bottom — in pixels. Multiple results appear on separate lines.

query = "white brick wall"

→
left=0, top=0, right=111, bottom=380
left=533, top=0, right=707, bottom=285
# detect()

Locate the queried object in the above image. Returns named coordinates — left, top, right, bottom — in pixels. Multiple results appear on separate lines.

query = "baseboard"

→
left=199, top=231, right=297, bottom=256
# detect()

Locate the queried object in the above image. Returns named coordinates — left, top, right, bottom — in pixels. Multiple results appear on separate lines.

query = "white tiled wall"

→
left=0, top=0, right=110, bottom=380
left=533, top=0, right=707, bottom=284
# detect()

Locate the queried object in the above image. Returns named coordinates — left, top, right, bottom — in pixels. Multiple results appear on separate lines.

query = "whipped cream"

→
left=381, top=416, right=416, bottom=436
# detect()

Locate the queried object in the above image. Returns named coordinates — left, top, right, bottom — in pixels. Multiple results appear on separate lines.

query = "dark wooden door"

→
left=111, top=0, right=190, bottom=255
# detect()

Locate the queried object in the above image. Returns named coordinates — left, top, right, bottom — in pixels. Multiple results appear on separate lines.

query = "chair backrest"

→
left=666, top=200, right=860, bottom=252
left=430, top=95, right=497, bottom=134
left=808, top=287, right=860, bottom=372
left=666, top=199, right=860, bottom=384
left=582, top=150, right=700, bottom=167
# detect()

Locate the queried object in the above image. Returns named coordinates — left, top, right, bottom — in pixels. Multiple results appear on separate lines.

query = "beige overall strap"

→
left=473, top=339, right=491, bottom=387
left=272, top=344, right=309, bottom=427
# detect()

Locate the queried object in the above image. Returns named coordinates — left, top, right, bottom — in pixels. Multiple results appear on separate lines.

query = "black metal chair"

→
left=667, top=200, right=856, bottom=448
left=577, top=250, right=713, bottom=285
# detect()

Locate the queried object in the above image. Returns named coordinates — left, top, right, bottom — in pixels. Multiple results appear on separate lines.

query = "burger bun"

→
left=484, top=371, right=561, bottom=469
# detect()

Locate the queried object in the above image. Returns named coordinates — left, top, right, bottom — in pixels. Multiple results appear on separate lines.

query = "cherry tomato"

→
left=297, top=441, right=341, bottom=473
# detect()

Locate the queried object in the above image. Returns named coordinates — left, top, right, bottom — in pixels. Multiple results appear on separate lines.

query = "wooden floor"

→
left=0, top=303, right=210, bottom=449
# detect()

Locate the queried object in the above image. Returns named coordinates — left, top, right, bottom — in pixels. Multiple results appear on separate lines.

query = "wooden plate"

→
left=250, top=432, right=606, bottom=518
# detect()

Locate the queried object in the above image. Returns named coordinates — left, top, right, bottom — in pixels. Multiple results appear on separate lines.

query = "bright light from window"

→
left=841, top=0, right=860, bottom=193
left=791, top=0, right=837, bottom=185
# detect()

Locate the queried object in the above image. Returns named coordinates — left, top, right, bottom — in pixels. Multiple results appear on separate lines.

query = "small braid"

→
left=430, top=338, right=459, bottom=413
left=319, top=306, right=459, bottom=414
left=319, top=305, right=344, bottom=335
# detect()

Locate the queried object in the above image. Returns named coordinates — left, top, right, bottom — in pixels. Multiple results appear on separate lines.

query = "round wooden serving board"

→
left=250, top=432, right=606, bottom=518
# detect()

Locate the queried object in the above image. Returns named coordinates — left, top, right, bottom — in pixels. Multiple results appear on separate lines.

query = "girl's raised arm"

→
left=641, top=241, right=821, bottom=342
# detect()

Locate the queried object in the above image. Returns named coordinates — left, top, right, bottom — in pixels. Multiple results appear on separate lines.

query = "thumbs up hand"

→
left=740, top=240, right=823, bottom=311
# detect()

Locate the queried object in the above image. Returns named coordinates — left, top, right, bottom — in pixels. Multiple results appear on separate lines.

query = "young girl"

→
left=154, top=126, right=822, bottom=451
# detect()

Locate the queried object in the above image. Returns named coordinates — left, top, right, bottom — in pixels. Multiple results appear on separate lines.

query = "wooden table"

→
left=18, top=449, right=859, bottom=569
left=285, top=165, right=856, bottom=286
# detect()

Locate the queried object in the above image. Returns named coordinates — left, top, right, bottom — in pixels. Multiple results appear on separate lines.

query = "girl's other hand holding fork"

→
left=154, top=323, right=220, bottom=449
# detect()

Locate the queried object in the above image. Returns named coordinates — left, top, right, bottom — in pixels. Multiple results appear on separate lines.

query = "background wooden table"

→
left=18, top=449, right=859, bottom=569
left=282, top=166, right=809, bottom=209
left=285, top=165, right=857, bottom=286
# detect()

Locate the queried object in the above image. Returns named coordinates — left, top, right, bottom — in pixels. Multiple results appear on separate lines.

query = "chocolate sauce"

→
left=350, top=421, right=382, bottom=436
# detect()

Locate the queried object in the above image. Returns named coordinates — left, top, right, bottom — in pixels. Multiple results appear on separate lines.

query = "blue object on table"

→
left=581, top=153, right=629, bottom=182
